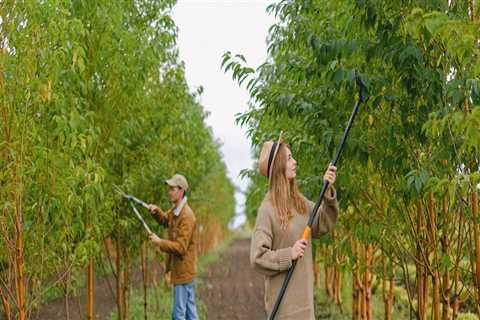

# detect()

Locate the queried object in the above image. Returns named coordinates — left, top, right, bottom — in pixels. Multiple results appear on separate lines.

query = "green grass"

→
left=314, top=267, right=412, bottom=319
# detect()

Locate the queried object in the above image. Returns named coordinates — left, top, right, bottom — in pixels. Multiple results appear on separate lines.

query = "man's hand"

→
left=324, top=164, right=337, bottom=185
left=148, top=233, right=162, bottom=245
left=147, top=204, right=159, bottom=215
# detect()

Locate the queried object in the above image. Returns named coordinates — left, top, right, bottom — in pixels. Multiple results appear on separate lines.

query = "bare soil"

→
left=198, top=238, right=266, bottom=319
left=33, top=238, right=265, bottom=319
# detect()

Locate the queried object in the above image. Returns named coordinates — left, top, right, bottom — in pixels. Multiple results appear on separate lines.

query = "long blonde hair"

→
left=269, top=143, right=308, bottom=228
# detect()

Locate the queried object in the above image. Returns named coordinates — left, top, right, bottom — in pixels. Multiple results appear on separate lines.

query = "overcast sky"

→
left=172, top=0, right=274, bottom=228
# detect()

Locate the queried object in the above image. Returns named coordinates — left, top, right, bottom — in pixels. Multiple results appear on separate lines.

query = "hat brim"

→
left=268, top=131, right=284, bottom=185
left=165, top=179, right=180, bottom=188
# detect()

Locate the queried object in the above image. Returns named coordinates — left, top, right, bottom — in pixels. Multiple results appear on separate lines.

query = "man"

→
left=147, top=174, right=199, bottom=320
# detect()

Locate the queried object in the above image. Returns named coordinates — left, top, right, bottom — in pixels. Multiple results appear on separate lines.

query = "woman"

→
left=250, top=132, right=339, bottom=319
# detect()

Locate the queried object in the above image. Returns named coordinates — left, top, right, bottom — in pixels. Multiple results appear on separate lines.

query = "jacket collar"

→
left=173, top=196, right=188, bottom=217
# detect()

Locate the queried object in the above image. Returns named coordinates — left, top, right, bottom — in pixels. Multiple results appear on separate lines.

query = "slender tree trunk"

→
left=116, top=225, right=124, bottom=320
left=324, top=263, right=331, bottom=297
left=386, top=279, right=394, bottom=320
left=64, top=263, right=71, bottom=320
left=364, top=244, right=373, bottom=320
left=472, top=190, right=480, bottom=315
left=441, top=259, right=451, bottom=320
left=141, top=241, right=148, bottom=320
left=0, top=288, right=12, bottom=320
left=328, top=266, right=335, bottom=299
left=352, top=276, right=360, bottom=320
left=417, top=242, right=425, bottom=319
left=424, top=270, right=430, bottom=320
left=87, top=258, right=94, bottom=320
left=382, top=254, right=394, bottom=320
left=334, top=267, right=342, bottom=306
left=452, top=205, right=468, bottom=319
left=314, top=263, right=321, bottom=288
left=123, top=246, right=130, bottom=320
left=352, top=241, right=361, bottom=320
left=360, top=243, right=367, bottom=320
left=452, top=267, right=461, bottom=319
left=361, top=272, right=366, bottom=319
left=429, top=193, right=441, bottom=320
left=432, top=270, right=441, bottom=320
left=416, top=201, right=427, bottom=320
left=324, top=246, right=334, bottom=299
left=314, top=243, right=321, bottom=288
left=441, top=197, right=451, bottom=320
left=13, top=180, right=26, bottom=320
left=0, top=19, right=13, bottom=320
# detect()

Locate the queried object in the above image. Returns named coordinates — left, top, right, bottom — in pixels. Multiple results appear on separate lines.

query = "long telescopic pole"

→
left=268, top=77, right=366, bottom=320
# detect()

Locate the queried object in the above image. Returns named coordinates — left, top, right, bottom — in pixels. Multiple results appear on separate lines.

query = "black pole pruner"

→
left=268, top=74, right=367, bottom=320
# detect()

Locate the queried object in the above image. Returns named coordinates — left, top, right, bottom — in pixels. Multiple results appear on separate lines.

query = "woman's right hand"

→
left=291, top=239, right=307, bottom=260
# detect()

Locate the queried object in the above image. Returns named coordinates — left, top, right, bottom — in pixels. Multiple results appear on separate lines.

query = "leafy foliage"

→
left=225, top=0, right=480, bottom=316
left=1, top=0, right=234, bottom=316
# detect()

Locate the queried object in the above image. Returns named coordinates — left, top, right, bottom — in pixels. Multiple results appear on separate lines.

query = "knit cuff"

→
left=323, top=186, right=337, bottom=203
left=277, top=247, right=293, bottom=271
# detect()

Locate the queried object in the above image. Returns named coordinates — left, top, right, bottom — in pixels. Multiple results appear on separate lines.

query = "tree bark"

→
left=141, top=241, right=148, bottom=320
left=472, top=190, right=480, bottom=316
left=429, top=193, right=441, bottom=320
left=116, top=225, right=124, bottom=320
left=86, top=258, right=94, bottom=320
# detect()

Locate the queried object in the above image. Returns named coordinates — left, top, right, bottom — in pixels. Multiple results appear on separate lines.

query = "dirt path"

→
left=198, top=238, right=266, bottom=319
left=32, top=238, right=264, bottom=319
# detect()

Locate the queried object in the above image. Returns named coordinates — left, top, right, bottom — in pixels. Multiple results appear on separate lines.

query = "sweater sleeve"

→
left=250, top=205, right=292, bottom=276
left=157, top=214, right=195, bottom=256
left=310, top=186, right=339, bottom=238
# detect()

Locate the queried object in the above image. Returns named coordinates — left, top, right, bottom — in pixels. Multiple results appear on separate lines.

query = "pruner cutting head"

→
left=113, top=184, right=149, bottom=208
left=113, top=184, right=130, bottom=199
left=355, top=73, right=368, bottom=103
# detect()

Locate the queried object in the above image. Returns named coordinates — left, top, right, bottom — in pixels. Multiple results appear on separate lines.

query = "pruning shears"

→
left=113, top=184, right=153, bottom=235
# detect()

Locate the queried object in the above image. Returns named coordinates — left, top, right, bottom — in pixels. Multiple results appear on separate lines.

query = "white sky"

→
left=172, top=0, right=274, bottom=228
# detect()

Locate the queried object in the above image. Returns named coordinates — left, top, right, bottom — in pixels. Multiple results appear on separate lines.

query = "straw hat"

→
left=258, top=132, right=284, bottom=185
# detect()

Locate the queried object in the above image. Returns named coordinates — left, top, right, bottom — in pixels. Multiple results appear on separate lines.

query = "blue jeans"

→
left=172, top=281, right=198, bottom=320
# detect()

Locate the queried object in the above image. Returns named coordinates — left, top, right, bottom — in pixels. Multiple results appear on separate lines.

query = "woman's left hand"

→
left=323, top=164, right=337, bottom=185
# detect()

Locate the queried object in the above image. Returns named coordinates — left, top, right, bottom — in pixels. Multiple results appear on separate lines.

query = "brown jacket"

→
left=152, top=202, right=197, bottom=285
left=250, top=187, right=339, bottom=319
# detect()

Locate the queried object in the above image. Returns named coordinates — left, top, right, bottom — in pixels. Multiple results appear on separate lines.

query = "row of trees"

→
left=225, top=0, right=479, bottom=319
left=1, top=1, right=235, bottom=319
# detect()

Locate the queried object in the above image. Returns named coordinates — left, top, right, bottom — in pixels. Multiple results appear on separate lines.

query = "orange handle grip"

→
left=301, top=226, right=311, bottom=241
